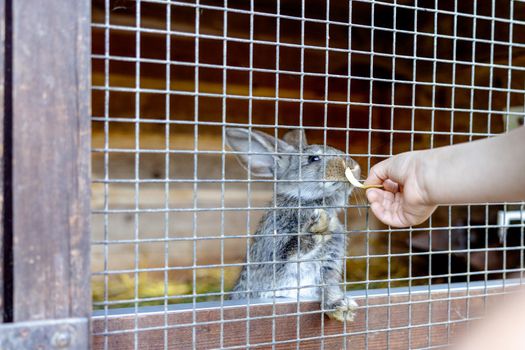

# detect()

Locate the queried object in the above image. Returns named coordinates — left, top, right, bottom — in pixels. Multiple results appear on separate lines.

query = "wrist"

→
left=413, top=149, right=437, bottom=206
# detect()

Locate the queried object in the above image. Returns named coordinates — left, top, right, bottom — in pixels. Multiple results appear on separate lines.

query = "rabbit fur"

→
left=226, top=127, right=359, bottom=322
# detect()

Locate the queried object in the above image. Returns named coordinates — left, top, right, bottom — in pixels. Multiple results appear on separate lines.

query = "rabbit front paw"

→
left=307, top=209, right=330, bottom=234
left=326, top=297, right=358, bottom=322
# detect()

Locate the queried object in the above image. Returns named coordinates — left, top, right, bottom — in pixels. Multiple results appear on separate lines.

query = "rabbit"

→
left=225, top=127, right=360, bottom=322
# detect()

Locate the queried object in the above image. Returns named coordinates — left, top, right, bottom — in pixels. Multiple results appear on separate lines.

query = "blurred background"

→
left=91, top=0, right=525, bottom=308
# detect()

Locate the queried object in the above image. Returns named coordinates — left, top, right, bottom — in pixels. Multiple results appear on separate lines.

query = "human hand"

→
left=364, top=151, right=437, bottom=228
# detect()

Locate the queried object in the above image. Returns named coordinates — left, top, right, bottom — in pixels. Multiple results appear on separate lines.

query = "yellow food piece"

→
left=345, top=167, right=384, bottom=190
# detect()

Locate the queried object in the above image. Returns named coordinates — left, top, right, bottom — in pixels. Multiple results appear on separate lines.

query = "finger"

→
left=371, top=201, right=400, bottom=227
left=377, top=192, right=401, bottom=226
left=366, top=188, right=383, bottom=203
left=383, top=179, right=399, bottom=193
left=376, top=203, right=407, bottom=228
left=370, top=202, right=386, bottom=222
left=370, top=198, right=409, bottom=228
left=368, top=188, right=406, bottom=227
left=381, top=189, right=395, bottom=207
left=364, top=158, right=391, bottom=186
left=390, top=193, right=413, bottom=228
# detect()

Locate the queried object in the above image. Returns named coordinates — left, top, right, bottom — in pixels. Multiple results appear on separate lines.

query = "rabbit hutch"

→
left=0, top=0, right=524, bottom=349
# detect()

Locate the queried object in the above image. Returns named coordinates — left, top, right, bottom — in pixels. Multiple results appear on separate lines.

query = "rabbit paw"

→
left=326, top=297, right=358, bottom=322
left=308, top=209, right=330, bottom=234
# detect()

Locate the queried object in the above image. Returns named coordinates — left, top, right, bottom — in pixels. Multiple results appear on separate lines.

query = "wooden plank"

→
left=0, top=318, right=88, bottom=349
left=92, top=285, right=514, bottom=349
left=0, top=0, right=5, bottom=323
left=10, top=0, right=91, bottom=322
left=90, top=0, right=525, bottom=81
left=90, top=28, right=407, bottom=79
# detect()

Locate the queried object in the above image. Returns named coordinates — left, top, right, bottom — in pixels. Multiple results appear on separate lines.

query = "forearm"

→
left=421, top=126, right=525, bottom=205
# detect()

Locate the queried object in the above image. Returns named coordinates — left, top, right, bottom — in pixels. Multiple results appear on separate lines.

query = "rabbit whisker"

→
left=350, top=189, right=362, bottom=217
left=357, top=189, right=368, bottom=217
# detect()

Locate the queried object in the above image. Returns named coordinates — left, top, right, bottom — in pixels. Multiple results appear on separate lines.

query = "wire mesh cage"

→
left=91, top=0, right=525, bottom=348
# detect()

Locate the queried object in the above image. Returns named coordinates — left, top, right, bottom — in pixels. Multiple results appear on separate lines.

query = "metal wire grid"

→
left=91, top=0, right=525, bottom=349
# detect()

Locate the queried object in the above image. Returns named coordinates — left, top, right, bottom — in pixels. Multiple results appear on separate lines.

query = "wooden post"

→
left=0, top=0, right=5, bottom=324
left=1, top=0, right=91, bottom=328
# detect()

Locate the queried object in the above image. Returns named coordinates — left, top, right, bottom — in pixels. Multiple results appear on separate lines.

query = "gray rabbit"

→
left=226, top=127, right=359, bottom=322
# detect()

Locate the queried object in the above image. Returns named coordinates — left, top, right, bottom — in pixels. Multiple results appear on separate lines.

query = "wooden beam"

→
left=91, top=0, right=525, bottom=83
left=92, top=283, right=515, bottom=349
left=90, top=28, right=404, bottom=79
left=9, top=0, right=91, bottom=322
left=0, top=0, right=5, bottom=323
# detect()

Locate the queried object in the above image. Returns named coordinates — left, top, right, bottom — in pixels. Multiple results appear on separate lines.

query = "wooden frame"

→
left=0, top=0, right=91, bottom=344
left=92, top=281, right=518, bottom=349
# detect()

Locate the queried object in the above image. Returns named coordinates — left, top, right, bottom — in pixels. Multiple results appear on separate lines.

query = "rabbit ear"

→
left=225, top=128, right=294, bottom=177
left=283, top=129, right=308, bottom=149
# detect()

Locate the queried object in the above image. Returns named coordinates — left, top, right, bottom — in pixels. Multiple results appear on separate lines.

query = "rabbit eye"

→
left=308, top=155, right=320, bottom=164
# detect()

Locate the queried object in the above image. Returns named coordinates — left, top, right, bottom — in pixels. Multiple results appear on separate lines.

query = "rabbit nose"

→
left=325, top=157, right=347, bottom=180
